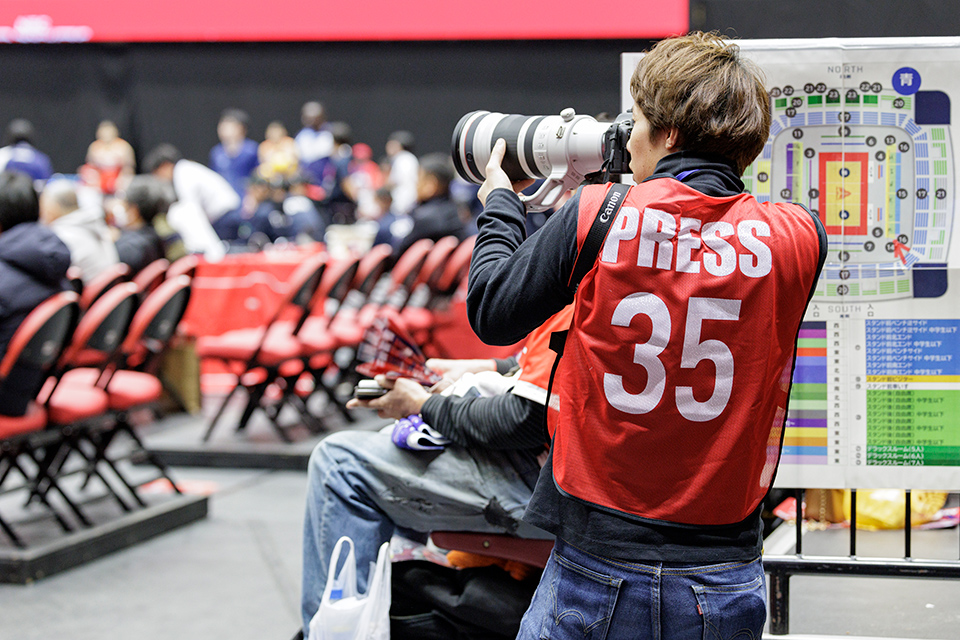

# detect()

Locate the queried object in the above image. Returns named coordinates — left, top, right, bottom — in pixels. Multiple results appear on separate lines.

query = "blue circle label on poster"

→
left=892, top=67, right=921, bottom=95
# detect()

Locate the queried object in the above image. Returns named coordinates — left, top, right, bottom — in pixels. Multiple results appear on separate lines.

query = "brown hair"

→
left=630, top=32, right=770, bottom=175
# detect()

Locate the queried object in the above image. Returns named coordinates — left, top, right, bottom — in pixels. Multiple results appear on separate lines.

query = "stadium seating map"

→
left=623, top=39, right=960, bottom=489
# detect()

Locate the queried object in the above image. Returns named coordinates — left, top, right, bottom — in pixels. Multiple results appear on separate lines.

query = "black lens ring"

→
left=522, top=116, right=546, bottom=179
left=451, top=111, right=484, bottom=183
left=492, top=115, right=532, bottom=181
left=462, top=114, right=485, bottom=183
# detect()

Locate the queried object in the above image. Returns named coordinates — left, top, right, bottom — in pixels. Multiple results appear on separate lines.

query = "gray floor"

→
left=0, top=405, right=958, bottom=640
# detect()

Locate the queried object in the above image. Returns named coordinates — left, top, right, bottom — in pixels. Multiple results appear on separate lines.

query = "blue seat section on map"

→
left=915, top=90, right=950, bottom=125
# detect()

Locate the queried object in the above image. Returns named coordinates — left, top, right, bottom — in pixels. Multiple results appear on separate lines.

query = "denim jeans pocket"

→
left=692, top=573, right=766, bottom=640
left=539, top=550, right=622, bottom=640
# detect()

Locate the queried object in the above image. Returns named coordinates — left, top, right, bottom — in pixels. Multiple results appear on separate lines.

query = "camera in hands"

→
left=451, top=108, right=632, bottom=212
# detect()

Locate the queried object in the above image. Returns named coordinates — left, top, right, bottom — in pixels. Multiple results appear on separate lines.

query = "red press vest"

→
left=512, top=304, right=574, bottom=434
left=552, top=180, right=822, bottom=526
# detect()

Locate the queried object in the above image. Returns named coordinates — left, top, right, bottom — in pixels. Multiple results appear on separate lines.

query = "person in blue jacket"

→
left=0, top=119, right=53, bottom=183
left=0, top=171, right=71, bottom=416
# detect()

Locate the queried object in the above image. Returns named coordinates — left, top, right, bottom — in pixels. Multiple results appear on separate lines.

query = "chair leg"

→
left=288, top=391, right=327, bottom=433
left=0, top=457, right=27, bottom=546
left=80, top=426, right=119, bottom=491
left=114, top=419, right=182, bottom=495
left=81, top=428, right=147, bottom=508
left=234, top=381, right=269, bottom=435
left=60, top=429, right=135, bottom=514
left=0, top=512, right=26, bottom=548
left=21, top=439, right=93, bottom=528
left=2, top=447, right=75, bottom=538
left=202, top=382, right=241, bottom=442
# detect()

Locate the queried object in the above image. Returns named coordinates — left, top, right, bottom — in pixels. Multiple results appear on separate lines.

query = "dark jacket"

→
left=115, top=224, right=164, bottom=274
left=395, top=196, right=467, bottom=257
left=0, top=222, right=71, bottom=415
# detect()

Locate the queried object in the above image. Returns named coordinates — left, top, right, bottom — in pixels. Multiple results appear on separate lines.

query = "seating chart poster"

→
left=623, top=39, right=960, bottom=490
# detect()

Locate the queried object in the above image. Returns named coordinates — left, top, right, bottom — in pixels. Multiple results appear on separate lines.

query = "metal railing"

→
left=764, top=489, right=960, bottom=635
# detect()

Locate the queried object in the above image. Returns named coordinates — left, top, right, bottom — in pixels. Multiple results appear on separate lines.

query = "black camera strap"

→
left=567, top=183, right=631, bottom=291
left=542, top=182, right=630, bottom=441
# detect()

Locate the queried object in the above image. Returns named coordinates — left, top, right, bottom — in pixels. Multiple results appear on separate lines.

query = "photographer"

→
left=466, top=32, right=827, bottom=638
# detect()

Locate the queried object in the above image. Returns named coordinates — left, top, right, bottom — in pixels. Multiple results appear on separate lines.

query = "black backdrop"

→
left=3, top=0, right=960, bottom=174
left=0, top=40, right=649, bottom=173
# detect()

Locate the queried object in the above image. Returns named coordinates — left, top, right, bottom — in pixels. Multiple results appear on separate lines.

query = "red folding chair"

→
left=165, top=254, right=200, bottom=281
left=34, top=283, right=141, bottom=518
left=65, top=266, right=84, bottom=294
left=78, top=262, right=131, bottom=312
left=268, top=255, right=362, bottom=429
left=197, top=253, right=327, bottom=442
left=131, top=258, right=170, bottom=296
left=330, top=239, right=434, bottom=349
left=431, top=235, right=476, bottom=300
left=0, top=292, right=79, bottom=546
left=59, top=276, right=192, bottom=497
left=402, top=236, right=477, bottom=356
left=246, top=246, right=393, bottom=433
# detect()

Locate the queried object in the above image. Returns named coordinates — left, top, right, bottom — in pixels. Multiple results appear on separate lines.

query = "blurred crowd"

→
left=0, top=101, right=492, bottom=399
left=0, top=100, right=484, bottom=282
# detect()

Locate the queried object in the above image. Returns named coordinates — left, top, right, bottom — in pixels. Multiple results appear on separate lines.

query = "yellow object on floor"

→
left=843, top=489, right=948, bottom=530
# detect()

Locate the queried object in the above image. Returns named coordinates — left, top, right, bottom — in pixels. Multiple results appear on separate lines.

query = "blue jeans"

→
left=301, top=427, right=546, bottom=638
left=517, top=539, right=766, bottom=640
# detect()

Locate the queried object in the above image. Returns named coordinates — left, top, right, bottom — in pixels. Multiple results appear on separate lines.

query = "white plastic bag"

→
left=309, top=536, right=391, bottom=640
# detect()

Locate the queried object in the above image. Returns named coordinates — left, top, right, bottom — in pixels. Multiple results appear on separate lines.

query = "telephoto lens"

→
left=451, top=108, right=631, bottom=211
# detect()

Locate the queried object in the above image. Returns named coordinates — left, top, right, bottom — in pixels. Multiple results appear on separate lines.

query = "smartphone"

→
left=354, top=379, right=388, bottom=399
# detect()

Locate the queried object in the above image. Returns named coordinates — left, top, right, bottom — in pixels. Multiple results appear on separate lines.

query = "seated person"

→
left=114, top=175, right=169, bottom=273
left=83, top=120, right=136, bottom=195
left=299, top=306, right=572, bottom=639
left=39, top=179, right=119, bottom=285
left=144, top=143, right=237, bottom=260
left=258, top=121, right=299, bottom=180
left=393, top=153, right=468, bottom=258
left=0, top=119, right=53, bottom=183
left=0, top=171, right=71, bottom=416
left=210, top=108, right=260, bottom=198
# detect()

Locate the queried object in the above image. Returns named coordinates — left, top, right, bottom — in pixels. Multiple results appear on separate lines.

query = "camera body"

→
left=451, top=108, right=633, bottom=212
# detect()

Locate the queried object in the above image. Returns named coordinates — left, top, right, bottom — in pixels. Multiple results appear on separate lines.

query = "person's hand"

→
left=478, top=139, right=535, bottom=206
left=345, top=376, right=431, bottom=420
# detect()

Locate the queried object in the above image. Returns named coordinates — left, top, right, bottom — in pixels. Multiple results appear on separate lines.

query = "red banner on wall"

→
left=0, top=1, right=687, bottom=43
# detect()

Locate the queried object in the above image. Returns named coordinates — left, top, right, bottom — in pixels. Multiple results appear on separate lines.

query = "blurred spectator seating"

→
left=0, top=292, right=79, bottom=547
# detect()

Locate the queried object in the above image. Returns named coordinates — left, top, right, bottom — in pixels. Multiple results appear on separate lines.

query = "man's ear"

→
left=664, top=127, right=681, bottom=151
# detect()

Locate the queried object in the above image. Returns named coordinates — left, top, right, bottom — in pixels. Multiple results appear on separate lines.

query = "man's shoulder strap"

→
left=567, top=182, right=631, bottom=291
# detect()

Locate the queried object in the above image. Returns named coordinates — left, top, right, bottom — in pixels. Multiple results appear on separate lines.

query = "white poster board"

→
left=623, top=39, right=960, bottom=489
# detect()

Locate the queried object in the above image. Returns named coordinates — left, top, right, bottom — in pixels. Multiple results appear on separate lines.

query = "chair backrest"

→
left=352, top=244, right=394, bottom=297
left=60, top=282, right=140, bottom=369
left=434, top=235, right=476, bottom=295
left=0, top=291, right=79, bottom=381
left=309, top=256, right=360, bottom=313
left=390, top=239, right=434, bottom=292
left=65, top=266, right=84, bottom=294
left=79, top=262, right=132, bottom=311
left=267, top=253, right=327, bottom=335
left=413, top=236, right=460, bottom=290
left=132, top=258, right=170, bottom=296
left=166, top=254, right=200, bottom=281
left=120, top=275, right=192, bottom=369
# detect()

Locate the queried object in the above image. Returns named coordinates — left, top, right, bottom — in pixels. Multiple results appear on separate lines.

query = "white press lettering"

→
left=701, top=221, right=736, bottom=277
left=601, top=207, right=640, bottom=264
left=676, top=217, right=702, bottom=274
left=737, top=220, right=772, bottom=278
left=637, top=207, right=675, bottom=270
